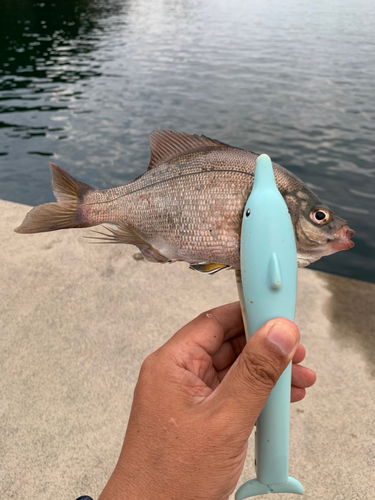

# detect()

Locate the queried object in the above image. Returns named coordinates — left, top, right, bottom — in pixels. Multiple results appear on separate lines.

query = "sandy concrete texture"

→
left=1, top=199, right=374, bottom=500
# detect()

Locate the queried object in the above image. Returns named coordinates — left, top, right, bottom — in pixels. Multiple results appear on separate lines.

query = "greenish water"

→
left=1, top=0, right=374, bottom=282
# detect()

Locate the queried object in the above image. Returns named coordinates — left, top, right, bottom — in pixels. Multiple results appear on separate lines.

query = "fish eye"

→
left=310, top=208, right=330, bottom=225
left=246, top=208, right=251, bottom=217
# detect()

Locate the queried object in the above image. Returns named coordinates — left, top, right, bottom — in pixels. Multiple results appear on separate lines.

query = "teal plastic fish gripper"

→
left=235, top=154, right=303, bottom=498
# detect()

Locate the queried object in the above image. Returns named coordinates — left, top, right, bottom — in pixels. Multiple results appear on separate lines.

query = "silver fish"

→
left=15, top=130, right=355, bottom=273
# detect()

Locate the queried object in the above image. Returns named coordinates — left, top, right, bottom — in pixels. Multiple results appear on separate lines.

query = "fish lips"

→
left=331, top=224, right=356, bottom=252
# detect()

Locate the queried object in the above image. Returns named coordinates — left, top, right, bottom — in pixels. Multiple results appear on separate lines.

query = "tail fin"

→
left=15, top=163, right=94, bottom=234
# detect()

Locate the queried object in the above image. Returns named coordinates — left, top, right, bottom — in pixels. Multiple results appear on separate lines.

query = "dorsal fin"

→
left=148, top=130, right=233, bottom=169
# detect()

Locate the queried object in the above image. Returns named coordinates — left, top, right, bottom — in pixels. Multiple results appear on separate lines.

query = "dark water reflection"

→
left=1, top=0, right=374, bottom=282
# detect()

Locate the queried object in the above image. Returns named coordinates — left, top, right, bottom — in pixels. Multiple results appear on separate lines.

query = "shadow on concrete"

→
left=321, top=271, right=375, bottom=377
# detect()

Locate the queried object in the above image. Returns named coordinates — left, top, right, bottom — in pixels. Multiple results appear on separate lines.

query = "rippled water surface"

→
left=1, top=0, right=374, bottom=282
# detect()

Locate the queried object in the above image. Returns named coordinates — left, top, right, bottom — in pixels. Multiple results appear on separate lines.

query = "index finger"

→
left=168, top=301, right=244, bottom=356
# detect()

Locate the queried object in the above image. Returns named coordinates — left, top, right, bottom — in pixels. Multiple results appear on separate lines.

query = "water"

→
left=1, top=0, right=374, bottom=283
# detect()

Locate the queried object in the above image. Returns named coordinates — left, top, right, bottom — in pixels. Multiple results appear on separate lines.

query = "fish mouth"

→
left=297, top=257, right=312, bottom=268
left=331, top=224, right=356, bottom=251
left=297, top=223, right=355, bottom=267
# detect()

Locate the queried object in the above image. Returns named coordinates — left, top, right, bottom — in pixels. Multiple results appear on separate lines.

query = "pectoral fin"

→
left=87, top=221, right=170, bottom=263
left=189, top=263, right=231, bottom=274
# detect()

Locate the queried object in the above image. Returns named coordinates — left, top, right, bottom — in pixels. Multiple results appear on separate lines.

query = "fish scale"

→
left=14, top=130, right=355, bottom=272
left=83, top=150, right=303, bottom=265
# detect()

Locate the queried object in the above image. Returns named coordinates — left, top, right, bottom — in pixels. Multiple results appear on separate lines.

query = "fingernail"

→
left=267, top=322, right=298, bottom=355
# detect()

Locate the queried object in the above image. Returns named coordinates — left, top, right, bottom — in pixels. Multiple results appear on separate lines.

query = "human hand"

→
left=99, top=302, right=316, bottom=500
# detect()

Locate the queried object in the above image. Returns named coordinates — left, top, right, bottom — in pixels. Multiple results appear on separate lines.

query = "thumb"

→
left=212, top=319, right=300, bottom=429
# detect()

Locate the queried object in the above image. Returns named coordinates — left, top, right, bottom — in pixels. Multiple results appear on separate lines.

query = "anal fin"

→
left=189, top=263, right=231, bottom=274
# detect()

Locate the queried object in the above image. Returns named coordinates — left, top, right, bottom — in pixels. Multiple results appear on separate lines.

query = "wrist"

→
left=98, top=459, right=163, bottom=500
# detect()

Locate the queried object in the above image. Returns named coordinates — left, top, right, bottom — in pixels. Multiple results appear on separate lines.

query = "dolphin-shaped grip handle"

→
left=235, top=154, right=303, bottom=498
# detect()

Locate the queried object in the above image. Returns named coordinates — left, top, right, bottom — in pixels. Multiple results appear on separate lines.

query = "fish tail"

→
left=14, top=163, right=94, bottom=234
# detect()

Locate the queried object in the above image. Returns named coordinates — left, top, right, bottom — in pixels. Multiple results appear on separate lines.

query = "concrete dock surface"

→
left=1, top=199, right=374, bottom=500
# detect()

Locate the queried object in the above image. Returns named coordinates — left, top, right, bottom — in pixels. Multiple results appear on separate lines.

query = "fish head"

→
left=284, top=188, right=355, bottom=268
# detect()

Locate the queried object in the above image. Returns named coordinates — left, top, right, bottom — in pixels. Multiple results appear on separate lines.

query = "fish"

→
left=14, top=130, right=355, bottom=273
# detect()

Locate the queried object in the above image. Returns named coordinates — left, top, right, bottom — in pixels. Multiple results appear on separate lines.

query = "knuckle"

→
left=140, top=353, right=155, bottom=372
left=197, top=311, right=210, bottom=323
left=139, top=353, right=159, bottom=382
left=197, top=309, right=224, bottom=331
left=136, top=353, right=163, bottom=400
left=240, top=350, right=280, bottom=391
left=198, top=309, right=215, bottom=322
